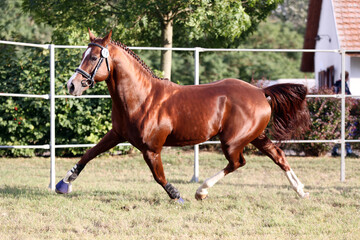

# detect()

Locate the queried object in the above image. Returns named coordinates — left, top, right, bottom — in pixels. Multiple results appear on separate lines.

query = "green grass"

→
left=1, top=148, right=360, bottom=239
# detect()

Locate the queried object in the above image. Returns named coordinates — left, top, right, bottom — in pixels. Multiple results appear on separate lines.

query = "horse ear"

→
left=103, top=30, right=112, bottom=45
left=88, top=28, right=96, bottom=42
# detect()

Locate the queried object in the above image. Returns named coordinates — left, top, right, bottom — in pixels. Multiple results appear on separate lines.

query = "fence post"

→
left=49, top=44, right=56, bottom=190
left=340, top=49, right=346, bottom=182
left=191, top=47, right=201, bottom=182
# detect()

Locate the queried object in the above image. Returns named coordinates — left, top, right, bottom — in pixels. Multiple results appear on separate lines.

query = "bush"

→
left=293, top=89, right=359, bottom=156
left=0, top=46, right=133, bottom=157
left=0, top=46, right=50, bottom=156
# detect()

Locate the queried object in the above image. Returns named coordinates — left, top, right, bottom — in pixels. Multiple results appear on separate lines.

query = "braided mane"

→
left=111, top=40, right=165, bottom=80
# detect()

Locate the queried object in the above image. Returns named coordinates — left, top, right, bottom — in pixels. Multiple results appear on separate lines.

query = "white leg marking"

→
left=285, top=168, right=309, bottom=198
left=196, top=170, right=225, bottom=199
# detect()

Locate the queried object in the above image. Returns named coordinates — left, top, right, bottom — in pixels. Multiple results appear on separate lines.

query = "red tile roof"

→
left=333, top=0, right=360, bottom=49
left=301, top=0, right=360, bottom=72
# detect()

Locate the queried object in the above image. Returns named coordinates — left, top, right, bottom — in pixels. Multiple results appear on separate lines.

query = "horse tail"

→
left=263, top=83, right=310, bottom=141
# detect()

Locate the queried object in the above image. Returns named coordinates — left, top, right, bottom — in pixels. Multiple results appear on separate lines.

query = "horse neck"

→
left=107, top=46, right=154, bottom=115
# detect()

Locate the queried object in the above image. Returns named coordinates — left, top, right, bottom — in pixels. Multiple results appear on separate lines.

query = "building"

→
left=301, top=0, right=360, bottom=95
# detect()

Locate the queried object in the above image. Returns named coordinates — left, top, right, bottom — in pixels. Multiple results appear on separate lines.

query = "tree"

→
left=198, top=19, right=307, bottom=84
left=22, top=0, right=283, bottom=80
left=0, top=0, right=51, bottom=43
left=273, top=0, right=309, bottom=34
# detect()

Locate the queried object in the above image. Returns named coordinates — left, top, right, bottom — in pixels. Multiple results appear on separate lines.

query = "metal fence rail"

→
left=0, top=40, right=359, bottom=189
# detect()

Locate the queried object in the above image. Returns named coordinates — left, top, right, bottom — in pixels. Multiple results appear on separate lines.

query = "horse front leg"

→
left=251, top=133, right=309, bottom=198
left=56, top=129, right=125, bottom=194
left=142, top=150, right=184, bottom=203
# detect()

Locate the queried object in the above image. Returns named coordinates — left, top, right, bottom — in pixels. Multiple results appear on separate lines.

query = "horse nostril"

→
left=69, top=83, right=75, bottom=94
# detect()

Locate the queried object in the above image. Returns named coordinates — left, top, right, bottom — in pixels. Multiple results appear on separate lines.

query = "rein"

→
left=75, top=42, right=110, bottom=88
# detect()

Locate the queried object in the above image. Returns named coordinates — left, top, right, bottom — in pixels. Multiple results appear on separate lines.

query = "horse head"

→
left=67, top=29, right=112, bottom=96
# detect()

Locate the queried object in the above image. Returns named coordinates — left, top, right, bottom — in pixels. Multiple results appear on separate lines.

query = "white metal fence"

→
left=0, top=40, right=359, bottom=190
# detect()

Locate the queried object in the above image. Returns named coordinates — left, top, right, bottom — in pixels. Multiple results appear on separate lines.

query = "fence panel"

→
left=0, top=40, right=359, bottom=188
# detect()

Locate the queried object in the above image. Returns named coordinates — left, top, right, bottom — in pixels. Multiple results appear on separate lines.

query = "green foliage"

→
left=199, top=20, right=306, bottom=84
left=0, top=46, right=50, bottom=156
left=22, top=0, right=283, bottom=80
left=139, top=19, right=307, bottom=85
left=0, top=0, right=52, bottom=43
left=273, top=0, right=310, bottom=34
left=22, top=0, right=282, bottom=47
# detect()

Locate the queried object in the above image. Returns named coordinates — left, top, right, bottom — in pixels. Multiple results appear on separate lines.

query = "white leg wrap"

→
left=285, top=169, right=309, bottom=198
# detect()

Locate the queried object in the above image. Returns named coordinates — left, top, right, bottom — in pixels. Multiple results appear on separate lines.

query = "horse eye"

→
left=90, top=56, right=98, bottom=61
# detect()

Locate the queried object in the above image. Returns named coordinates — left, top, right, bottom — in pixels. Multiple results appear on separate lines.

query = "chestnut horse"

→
left=56, top=30, right=311, bottom=202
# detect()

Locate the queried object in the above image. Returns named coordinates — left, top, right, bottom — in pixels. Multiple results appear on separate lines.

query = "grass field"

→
left=1, top=148, right=360, bottom=239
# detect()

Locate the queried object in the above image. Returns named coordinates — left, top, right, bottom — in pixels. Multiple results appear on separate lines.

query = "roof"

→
left=333, top=0, right=360, bottom=49
left=301, top=0, right=360, bottom=72
left=301, top=0, right=322, bottom=72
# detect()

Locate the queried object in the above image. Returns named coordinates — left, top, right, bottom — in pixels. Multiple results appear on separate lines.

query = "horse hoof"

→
left=55, top=179, right=72, bottom=194
left=302, top=192, right=310, bottom=199
left=176, top=197, right=185, bottom=204
left=195, top=192, right=208, bottom=201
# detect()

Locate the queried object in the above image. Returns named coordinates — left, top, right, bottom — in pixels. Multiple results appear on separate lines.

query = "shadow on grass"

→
left=0, top=185, right=124, bottom=200
left=0, top=185, right=52, bottom=198
left=194, top=181, right=360, bottom=199
left=0, top=185, right=158, bottom=203
left=2, top=181, right=357, bottom=207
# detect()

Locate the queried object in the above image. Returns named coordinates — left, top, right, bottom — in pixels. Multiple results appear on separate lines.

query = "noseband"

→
left=75, top=43, right=110, bottom=88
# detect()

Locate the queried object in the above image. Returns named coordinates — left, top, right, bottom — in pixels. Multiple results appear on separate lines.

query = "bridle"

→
left=75, top=42, right=110, bottom=88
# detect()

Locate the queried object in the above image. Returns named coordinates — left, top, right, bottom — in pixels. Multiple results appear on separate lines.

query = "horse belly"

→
left=164, top=123, right=218, bottom=146
left=164, top=100, right=225, bottom=146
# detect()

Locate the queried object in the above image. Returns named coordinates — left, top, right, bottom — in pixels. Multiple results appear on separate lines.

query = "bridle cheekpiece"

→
left=75, top=42, right=110, bottom=88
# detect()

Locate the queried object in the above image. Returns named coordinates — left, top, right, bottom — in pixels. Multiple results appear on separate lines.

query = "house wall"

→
left=350, top=57, right=360, bottom=95
left=315, top=0, right=341, bottom=90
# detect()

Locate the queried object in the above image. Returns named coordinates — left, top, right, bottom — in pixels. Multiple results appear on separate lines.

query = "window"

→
left=318, top=65, right=334, bottom=89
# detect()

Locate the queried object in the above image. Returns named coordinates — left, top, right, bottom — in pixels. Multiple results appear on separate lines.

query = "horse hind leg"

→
left=195, top=145, right=246, bottom=200
left=251, top=133, right=309, bottom=198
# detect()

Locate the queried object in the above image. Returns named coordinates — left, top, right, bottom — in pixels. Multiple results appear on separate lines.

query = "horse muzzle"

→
left=67, top=76, right=88, bottom=96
